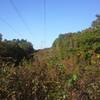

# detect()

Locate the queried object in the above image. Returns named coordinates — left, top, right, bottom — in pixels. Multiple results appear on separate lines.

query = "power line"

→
left=42, top=0, right=47, bottom=48
left=9, top=0, right=33, bottom=37
left=0, top=17, right=23, bottom=37
left=40, top=0, right=47, bottom=49
left=43, top=0, right=46, bottom=29
left=9, top=0, right=47, bottom=48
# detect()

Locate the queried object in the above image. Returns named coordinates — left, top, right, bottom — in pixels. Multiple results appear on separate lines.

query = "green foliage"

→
left=67, top=74, right=78, bottom=87
left=84, top=51, right=92, bottom=60
left=0, top=39, right=34, bottom=66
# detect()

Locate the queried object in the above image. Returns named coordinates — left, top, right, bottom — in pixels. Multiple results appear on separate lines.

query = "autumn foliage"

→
left=0, top=16, right=100, bottom=100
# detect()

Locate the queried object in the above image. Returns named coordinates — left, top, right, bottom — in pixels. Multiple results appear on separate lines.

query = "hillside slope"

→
left=0, top=16, right=100, bottom=100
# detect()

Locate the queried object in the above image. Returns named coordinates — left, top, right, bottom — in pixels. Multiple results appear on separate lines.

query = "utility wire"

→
left=42, top=0, right=46, bottom=48
left=0, top=17, right=23, bottom=37
left=43, top=0, right=46, bottom=29
left=9, top=0, right=47, bottom=48
left=9, top=0, right=33, bottom=37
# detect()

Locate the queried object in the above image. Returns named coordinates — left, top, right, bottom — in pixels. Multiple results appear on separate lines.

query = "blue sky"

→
left=0, top=0, right=100, bottom=49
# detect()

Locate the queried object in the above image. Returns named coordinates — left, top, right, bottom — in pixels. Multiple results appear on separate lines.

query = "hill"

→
left=0, top=16, right=100, bottom=100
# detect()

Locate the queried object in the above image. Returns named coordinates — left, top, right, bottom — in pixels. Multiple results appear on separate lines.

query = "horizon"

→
left=0, top=0, right=100, bottom=49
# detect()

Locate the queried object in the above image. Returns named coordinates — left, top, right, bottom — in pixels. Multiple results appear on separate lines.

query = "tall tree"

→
left=92, top=14, right=100, bottom=28
left=0, top=33, right=2, bottom=41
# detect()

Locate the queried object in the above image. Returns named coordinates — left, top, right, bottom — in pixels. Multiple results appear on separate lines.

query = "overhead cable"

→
left=9, top=0, right=33, bottom=36
left=0, top=17, right=23, bottom=37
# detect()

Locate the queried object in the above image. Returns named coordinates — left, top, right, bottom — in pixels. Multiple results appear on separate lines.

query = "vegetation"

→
left=0, top=16, right=100, bottom=100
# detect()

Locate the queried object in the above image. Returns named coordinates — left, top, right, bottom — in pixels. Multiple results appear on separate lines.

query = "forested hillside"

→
left=0, top=16, right=100, bottom=100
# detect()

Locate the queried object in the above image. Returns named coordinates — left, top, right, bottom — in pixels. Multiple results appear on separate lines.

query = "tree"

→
left=92, top=15, right=100, bottom=28
left=0, top=33, right=2, bottom=41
